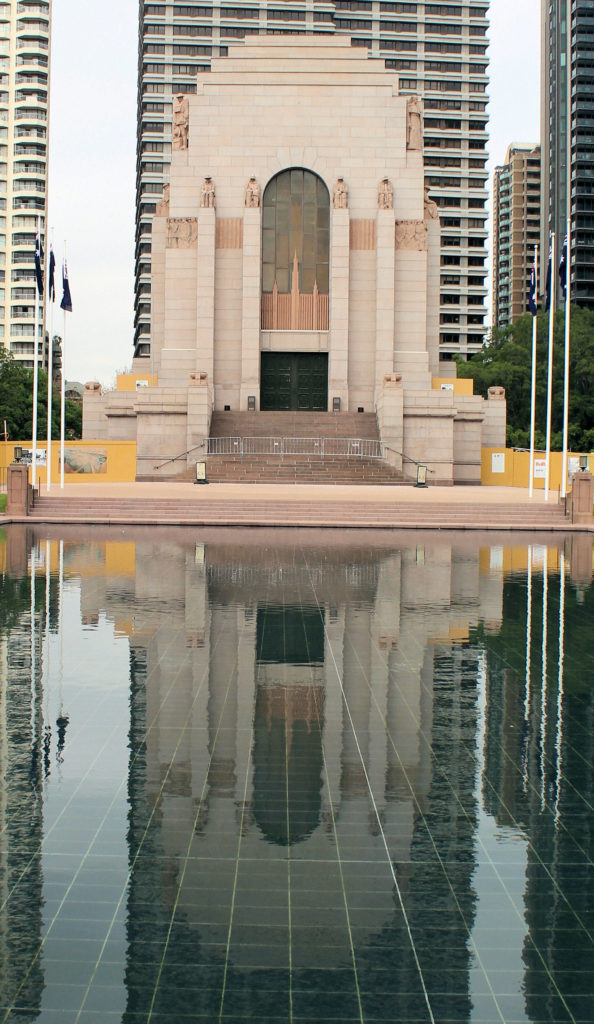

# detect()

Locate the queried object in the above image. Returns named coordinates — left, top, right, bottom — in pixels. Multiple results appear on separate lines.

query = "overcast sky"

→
left=48, top=0, right=541, bottom=387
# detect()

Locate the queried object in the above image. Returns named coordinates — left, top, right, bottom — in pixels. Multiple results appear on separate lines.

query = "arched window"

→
left=262, top=168, right=329, bottom=294
left=261, top=168, right=330, bottom=330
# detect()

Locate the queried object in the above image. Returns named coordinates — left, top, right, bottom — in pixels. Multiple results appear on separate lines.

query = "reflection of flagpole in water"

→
left=44, top=539, right=51, bottom=720
left=554, top=549, right=566, bottom=822
left=30, top=541, right=36, bottom=743
left=58, top=540, right=64, bottom=715
left=523, top=544, right=533, bottom=791
left=540, top=546, right=549, bottom=811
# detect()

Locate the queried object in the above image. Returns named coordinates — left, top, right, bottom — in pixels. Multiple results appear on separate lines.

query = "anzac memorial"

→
left=84, top=38, right=505, bottom=483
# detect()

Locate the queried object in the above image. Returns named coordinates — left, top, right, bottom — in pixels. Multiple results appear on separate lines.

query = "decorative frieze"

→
left=395, top=220, right=427, bottom=251
left=166, top=217, right=198, bottom=249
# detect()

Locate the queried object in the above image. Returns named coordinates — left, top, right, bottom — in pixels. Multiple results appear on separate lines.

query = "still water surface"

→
left=1, top=526, right=593, bottom=1024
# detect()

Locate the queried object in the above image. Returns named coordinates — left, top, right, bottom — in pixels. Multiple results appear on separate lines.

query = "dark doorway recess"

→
left=260, top=352, right=328, bottom=411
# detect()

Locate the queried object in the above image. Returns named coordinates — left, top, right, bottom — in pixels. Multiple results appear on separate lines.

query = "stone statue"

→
left=172, top=93, right=189, bottom=151
left=423, top=186, right=439, bottom=220
left=244, top=176, right=261, bottom=208
left=332, top=177, right=348, bottom=209
left=201, top=176, right=215, bottom=208
left=156, top=183, right=170, bottom=217
left=406, top=95, right=423, bottom=151
left=378, top=177, right=393, bottom=210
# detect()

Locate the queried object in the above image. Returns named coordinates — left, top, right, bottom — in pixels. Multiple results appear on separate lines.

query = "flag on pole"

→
left=60, top=260, right=72, bottom=312
left=559, top=232, right=568, bottom=300
left=528, top=251, right=538, bottom=315
left=545, top=241, right=553, bottom=311
left=48, top=245, right=55, bottom=302
left=34, top=228, right=43, bottom=296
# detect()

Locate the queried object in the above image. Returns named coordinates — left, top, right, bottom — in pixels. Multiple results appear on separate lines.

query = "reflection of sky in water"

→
left=0, top=529, right=592, bottom=1024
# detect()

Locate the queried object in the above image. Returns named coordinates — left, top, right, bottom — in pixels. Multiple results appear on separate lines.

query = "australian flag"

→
left=544, top=241, right=553, bottom=312
left=559, top=233, right=568, bottom=300
left=48, top=245, right=55, bottom=302
left=528, top=252, right=537, bottom=316
left=34, top=228, right=43, bottom=296
left=60, top=260, right=72, bottom=312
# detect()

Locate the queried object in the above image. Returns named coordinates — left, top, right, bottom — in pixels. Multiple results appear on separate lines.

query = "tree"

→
left=0, top=348, right=82, bottom=441
left=456, top=305, right=594, bottom=451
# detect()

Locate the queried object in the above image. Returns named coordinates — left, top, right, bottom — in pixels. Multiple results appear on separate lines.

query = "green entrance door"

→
left=260, top=353, right=328, bottom=411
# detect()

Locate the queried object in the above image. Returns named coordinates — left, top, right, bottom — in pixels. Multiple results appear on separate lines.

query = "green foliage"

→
left=0, top=496, right=6, bottom=513
left=456, top=305, right=594, bottom=452
left=0, top=348, right=82, bottom=441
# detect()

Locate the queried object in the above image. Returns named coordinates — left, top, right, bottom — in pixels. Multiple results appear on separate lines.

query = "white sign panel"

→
left=568, top=456, right=580, bottom=481
left=533, top=458, right=546, bottom=479
left=21, top=448, right=47, bottom=467
left=491, top=452, right=505, bottom=474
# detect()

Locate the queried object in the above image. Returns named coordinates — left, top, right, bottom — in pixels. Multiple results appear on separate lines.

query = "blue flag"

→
left=60, top=260, right=72, bottom=312
left=48, top=245, right=55, bottom=302
left=559, top=233, right=568, bottom=300
left=544, top=242, right=552, bottom=312
left=528, top=253, right=537, bottom=316
left=34, top=228, right=43, bottom=296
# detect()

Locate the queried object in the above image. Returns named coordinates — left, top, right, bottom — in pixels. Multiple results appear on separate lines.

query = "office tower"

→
left=542, top=0, right=594, bottom=307
left=0, top=0, right=50, bottom=368
left=135, top=1, right=489, bottom=365
left=492, top=144, right=541, bottom=327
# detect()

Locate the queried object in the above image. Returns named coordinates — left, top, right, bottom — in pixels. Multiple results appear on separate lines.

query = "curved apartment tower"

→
left=0, top=0, right=49, bottom=369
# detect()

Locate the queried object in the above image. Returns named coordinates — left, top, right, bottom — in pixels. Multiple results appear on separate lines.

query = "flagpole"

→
left=32, top=216, right=42, bottom=490
left=540, top=545, right=548, bottom=811
left=46, top=236, right=54, bottom=492
left=561, top=3, right=573, bottom=501
left=528, top=245, right=538, bottom=499
left=544, top=232, right=555, bottom=502
left=560, top=219, right=571, bottom=501
left=60, top=244, right=66, bottom=490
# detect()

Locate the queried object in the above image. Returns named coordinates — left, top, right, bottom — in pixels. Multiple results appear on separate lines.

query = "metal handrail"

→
left=152, top=441, right=205, bottom=470
left=205, top=436, right=385, bottom=459
left=382, top=444, right=436, bottom=473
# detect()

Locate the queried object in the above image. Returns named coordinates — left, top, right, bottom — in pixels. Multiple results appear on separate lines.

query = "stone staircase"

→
left=204, top=411, right=404, bottom=485
left=25, top=493, right=572, bottom=531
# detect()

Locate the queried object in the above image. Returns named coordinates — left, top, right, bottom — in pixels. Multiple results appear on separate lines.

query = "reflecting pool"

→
left=1, top=525, right=594, bottom=1024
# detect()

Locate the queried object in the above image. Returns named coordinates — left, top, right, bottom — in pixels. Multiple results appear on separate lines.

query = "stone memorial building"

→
left=84, top=38, right=504, bottom=482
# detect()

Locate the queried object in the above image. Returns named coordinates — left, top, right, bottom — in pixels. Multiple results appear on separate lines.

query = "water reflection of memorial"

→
left=4, top=527, right=593, bottom=1022
left=121, top=539, right=503, bottom=1020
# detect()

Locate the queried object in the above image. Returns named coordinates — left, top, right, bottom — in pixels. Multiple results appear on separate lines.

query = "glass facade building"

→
left=135, top=0, right=490, bottom=364
left=541, top=0, right=594, bottom=307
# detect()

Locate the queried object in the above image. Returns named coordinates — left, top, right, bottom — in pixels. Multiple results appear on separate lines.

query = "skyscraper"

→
left=0, top=0, right=50, bottom=369
left=541, top=0, right=594, bottom=307
left=492, top=144, right=541, bottom=327
left=134, top=1, right=489, bottom=366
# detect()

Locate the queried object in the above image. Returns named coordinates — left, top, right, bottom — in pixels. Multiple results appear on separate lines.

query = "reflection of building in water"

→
left=0, top=556, right=47, bottom=1018
left=72, top=536, right=504, bottom=1019
left=481, top=556, right=594, bottom=1024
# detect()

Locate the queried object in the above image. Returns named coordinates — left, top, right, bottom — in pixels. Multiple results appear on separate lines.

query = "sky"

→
left=48, top=0, right=541, bottom=387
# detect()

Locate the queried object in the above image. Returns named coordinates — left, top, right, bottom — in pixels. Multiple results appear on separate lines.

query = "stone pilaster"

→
left=240, top=206, right=262, bottom=410
left=375, top=208, right=396, bottom=396
left=196, top=206, right=216, bottom=379
left=329, top=207, right=350, bottom=410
